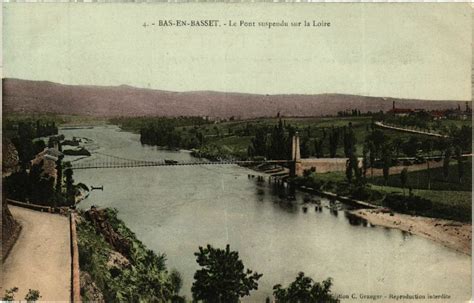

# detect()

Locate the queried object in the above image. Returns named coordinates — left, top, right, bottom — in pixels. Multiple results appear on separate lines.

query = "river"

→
left=61, top=125, right=471, bottom=302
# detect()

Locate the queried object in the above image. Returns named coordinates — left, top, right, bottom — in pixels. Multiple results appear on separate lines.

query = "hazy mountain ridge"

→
left=3, top=78, right=469, bottom=118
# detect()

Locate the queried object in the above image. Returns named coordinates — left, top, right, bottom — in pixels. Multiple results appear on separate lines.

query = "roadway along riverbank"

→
left=374, top=121, right=449, bottom=138
left=351, top=208, right=472, bottom=256
left=2, top=206, right=71, bottom=300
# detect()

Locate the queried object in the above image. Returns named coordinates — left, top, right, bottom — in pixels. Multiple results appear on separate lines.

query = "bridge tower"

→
left=290, top=132, right=302, bottom=177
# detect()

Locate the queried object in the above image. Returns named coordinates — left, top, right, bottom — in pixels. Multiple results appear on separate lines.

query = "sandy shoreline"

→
left=351, top=208, right=472, bottom=256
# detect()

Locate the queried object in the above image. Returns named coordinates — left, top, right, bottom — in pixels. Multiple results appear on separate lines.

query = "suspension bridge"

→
left=69, top=152, right=291, bottom=170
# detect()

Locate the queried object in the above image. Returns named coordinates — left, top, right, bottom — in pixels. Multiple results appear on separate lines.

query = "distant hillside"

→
left=2, top=78, right=470, bottom=118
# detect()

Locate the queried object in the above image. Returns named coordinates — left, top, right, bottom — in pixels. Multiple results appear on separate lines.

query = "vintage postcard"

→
left=1, top=3, right=472, bottom=303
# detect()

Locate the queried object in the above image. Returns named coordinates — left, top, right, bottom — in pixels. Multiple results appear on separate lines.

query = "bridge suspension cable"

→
left=69, top=153, right=291, bottom=170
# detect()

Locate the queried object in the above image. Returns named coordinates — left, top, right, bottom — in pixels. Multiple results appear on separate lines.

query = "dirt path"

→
left=374, top=121, right=448, bottom=138
left=351, top=208, right=472, bottom=255
left=1, top=206, right=71, bottom=301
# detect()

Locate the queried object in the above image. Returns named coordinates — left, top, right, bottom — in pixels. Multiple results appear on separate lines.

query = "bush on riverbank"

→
left=383, top=194, right=432, bottom=213
left=62, top=147, right=91, bottom=156
left=295, top=172, right=471, bottom=222
left=293, top=172, right=383, bottom=203
left=77, top=207, right=184, bottom=302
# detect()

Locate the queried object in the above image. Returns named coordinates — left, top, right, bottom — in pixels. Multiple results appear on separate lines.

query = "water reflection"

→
left=255, top=177, right=373, bottom=220
left=344, top=212, right=369, bottom=226
left=277, top=199, right=298, bottom=213
left=401, top=230, right=413, bottom=240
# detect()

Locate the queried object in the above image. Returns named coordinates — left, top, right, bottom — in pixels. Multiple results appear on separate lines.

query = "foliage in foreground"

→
left=192, top=244, right=262, bottom=303
left=77, top=208, right=184, bottom=302
left=77, top=208, right=343, bottom=302
left=273, top=272, right=339, bottom=303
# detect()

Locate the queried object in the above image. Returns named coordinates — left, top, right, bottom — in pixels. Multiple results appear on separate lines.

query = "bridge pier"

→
left=290, top=132, right=302, bottom=178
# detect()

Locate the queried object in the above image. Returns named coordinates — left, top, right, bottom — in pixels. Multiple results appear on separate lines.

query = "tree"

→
left=300, top=137, right=311, bottom=158
left=170, top=269, right=185, bottom=303
left=351, top=153, right=361, bottom=182
left=345, top=159, right=353, bottom=183
left=368, top=141, right=376, bottom=179
left=421, top=139, right=433, bottom=190
left=2, top=288, right=41, bottom=303
left=29, top=161, right=44, bottom=203
left=55, top=157, right=63, bottom=194
left=366, top=129, right=386, bottom=155
left=191, top=244, right=262, bottom=303
left=314, top=139, right=324, bottom=158
left=4, top=170, right=29, bottom=201
left=33, top=140, right=46, bottom=155
left=442, top=147, right=452, bottom=181
left=273, top=272, right=339, bottom=303
left=328, top=128, right=339, bottom=158
left=249, top=128, right=268, bottom=157
left=64, top=168, right=75, bottom=205
left=345, top=150, right=360, bottom=184
left=402, top=137, right=419, bottom=157
left=455, top=146, right=465, bottom=183
left=400, top=168, right=408, bottom=196
left=392, top=138, right=403, bottom=158
left=2, top=287, right=18, bottom=301
left=382, top=144, right=391, bottom=186
left=451, top=125, right=472, bottom=152
left=269, top=119, right=287, bottom=160
left=362, top=144, right=369, bottom=179
left=25, top=289, right=41, bottom=302
left=343, top=123, right=356, bottom=157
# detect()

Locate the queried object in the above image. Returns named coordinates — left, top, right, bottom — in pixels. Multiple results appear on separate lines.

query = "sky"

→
left=3, top=3, right=472, bottom=100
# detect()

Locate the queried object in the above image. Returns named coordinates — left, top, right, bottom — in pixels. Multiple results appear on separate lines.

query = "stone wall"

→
left=2, top=196, right=21, bottom=260
left=295, top=158, right=355, bottom=176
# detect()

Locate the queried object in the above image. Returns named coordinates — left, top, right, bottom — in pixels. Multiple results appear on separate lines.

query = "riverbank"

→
left=351, top=208, right=472, bottom=256
left=267, top=170, right=472, bottom=256
left=76, top=207, right=184, bottom=302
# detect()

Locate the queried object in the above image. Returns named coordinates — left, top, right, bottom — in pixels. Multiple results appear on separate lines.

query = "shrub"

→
left=273, top=272, right=339, bottom=303
left=25, top=289, right=41, bottom=302
left=383, top=194, right=432, bottom=213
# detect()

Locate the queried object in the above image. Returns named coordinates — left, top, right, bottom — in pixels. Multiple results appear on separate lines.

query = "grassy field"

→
left=434, top=119, right=472, bottom=129
left=369, top=160, right=472, bottom=191
left=207, top=135, right=253, bottom=157
left=180, top=116, right=388, bottom=157
left=301, top=170, right=471, bottom=222
left=370, top=185, right=471, bottom=222
left=174, top=116, right=375, bottom=158
left=179, top=116, right=466, bottom=158
left=311, top=171, right=346, bottom=183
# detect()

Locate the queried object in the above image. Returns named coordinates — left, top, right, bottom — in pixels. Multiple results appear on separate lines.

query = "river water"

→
left=61, top=125, right=471, bottom=302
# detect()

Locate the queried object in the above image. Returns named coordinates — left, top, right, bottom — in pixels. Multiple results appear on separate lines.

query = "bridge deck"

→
left=71, top=160, right=291, bottom=170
